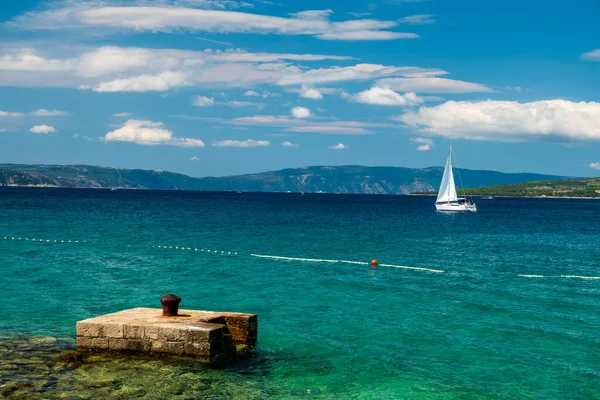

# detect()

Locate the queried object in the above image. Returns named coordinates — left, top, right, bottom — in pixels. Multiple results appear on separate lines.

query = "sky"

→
left=0, top=0, right=599, bottom=178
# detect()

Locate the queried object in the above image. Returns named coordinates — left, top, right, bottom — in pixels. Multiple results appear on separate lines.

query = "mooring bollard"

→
left=160, top=294, right=182, bottom=316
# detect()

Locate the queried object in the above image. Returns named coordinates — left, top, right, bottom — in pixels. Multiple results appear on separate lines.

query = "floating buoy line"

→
left=1, top=236, right=92, bottom=244
left=150, top=245, right=237, bottom=256
left=518, top=274, right=600, bottom=280
left=249, top=254, right=445, bottom=273
left=2, top=235, right=599, bottom=279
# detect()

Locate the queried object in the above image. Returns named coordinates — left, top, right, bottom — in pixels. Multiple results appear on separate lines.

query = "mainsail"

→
left=436, top=147, right=458, bottom=203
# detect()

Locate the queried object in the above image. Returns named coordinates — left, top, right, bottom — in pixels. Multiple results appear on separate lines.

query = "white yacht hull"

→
left=435, top=202, right=477, bottom=212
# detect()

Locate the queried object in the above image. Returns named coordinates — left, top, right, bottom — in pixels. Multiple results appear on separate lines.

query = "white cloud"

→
left=287, top=86, right=340, bottom=96
left=299, top=85, right=323, bottom=99
left=0, top=45, right=451, bottom=92
left=192, top=97, right=263, bottom=108
left=350, top=86, right=423, bottom=106
left=77, top=46, right=170, bottom=77
left=317, top=31, right=418, bottom=40
left=329, top=143, right=347, bottom=150
left=0, top=46, right=351, bottom=77
left=0, top=50, right=72, bottom=72
left=411, top=137, right=433, bottom=151
left=113, top=112, right=132, bottom=117
left=277, top=64, right=446, bottom=86
left=192, top=95, right=215, bottom=107
left=92, top=71, right=188, bottom=92
left=105, top=119, right=205, bottom=147
left=281, top=141, right=299, bottom=147
left=399, top=14, right=435, bottom=25
left=213, top=139, right=270, bottom=147
left=73, top=133, right=94, bottom=141
left=190, top=156, right=200, bottom=161
left=30, top=109, right=68, bottom=116
left=398, top=100, right=600, bottom=141
left=581, top=49, right=600, bottom=61
left=2, top=109, right=68, bottom=117
left=29, top=124, right=57, bottom=134
left=0, top=110, right=25, bottom=117
left=288, top=125, right=371, bottom=135
left=376, top=77, right=492, bottom=93
left=226, top=101, right=265, bottom=109
left=169, top=137, right=207, bottom=147
left=349, top=12, right=372, bottom=17
left=291, top=106, right=311, bottom=118
left=243, top=89, right=279, bottom=98
left=9, top=3, right=418, bottom=42
left=210, top=52, right=353, bottom=62
left=0, top=128, right=7, bottom=132
left=589, top=162, right=600, bottom=170
left=175, top=114, right=396, bottom=135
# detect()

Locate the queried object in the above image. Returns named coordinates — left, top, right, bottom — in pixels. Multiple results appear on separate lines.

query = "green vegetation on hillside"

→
left=460, top=178, right=600, bottom=198
left=0, top=163, right=569, bottom=195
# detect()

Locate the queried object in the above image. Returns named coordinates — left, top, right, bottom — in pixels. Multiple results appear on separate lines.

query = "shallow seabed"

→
left=1, top=188, right=599, bottom=399
left=0, top=336, right=277, bottom=399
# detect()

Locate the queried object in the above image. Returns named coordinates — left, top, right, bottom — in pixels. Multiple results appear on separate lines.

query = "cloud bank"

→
left=8, top=2, right=419, bottom=42
left=398, top=100, right=600, bottom=141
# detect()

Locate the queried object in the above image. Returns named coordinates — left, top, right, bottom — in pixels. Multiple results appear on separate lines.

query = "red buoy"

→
left=371, top=260, right=378, bottom=266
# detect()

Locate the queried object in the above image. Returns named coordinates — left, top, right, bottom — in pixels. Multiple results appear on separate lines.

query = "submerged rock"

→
left=0, top=336, right=274, bottom=399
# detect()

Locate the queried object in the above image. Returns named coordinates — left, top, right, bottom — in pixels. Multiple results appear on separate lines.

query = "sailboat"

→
left=435, top=146, right=477, bottom=212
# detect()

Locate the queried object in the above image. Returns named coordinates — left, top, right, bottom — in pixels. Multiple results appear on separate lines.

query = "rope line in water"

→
left=250, top=254, right=445, bottom=273
left=519, top=274, right=600, bottom=280
left=3, top=235, right=598, bottom=279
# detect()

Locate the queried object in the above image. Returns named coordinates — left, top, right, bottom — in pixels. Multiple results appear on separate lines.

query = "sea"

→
left=1, top=187, right=599, bottom=399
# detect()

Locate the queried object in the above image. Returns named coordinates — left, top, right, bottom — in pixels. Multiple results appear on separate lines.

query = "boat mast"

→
left=448, top=146, right=452, bottom=204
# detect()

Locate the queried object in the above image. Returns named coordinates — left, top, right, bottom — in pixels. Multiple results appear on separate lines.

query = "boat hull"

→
left=435, top=202, right=477, bottom=212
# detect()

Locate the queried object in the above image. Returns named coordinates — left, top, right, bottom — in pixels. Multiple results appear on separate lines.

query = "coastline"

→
left=1, top=185, right=599, bottom=199
left=408, top=193, right=600, bottom=200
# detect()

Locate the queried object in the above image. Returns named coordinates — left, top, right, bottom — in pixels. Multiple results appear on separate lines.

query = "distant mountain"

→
left=0, top=164, right=569, bottom=195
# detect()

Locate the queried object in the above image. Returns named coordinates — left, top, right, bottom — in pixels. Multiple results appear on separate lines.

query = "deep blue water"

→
left=1, top=188, right=599, bottom=399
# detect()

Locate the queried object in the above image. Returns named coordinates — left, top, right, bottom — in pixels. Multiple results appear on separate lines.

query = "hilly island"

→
left=1, top=163, right=586, bottom=196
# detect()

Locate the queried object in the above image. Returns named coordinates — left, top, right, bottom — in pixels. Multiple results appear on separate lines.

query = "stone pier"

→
left=76, top=306, right=257, bottom=364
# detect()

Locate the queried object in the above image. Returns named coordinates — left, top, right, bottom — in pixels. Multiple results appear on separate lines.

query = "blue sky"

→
left=0, top=0, right=599, bottom=177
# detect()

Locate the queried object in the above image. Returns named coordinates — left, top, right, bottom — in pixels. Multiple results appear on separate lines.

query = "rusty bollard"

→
left=160, top=294, right=182, bottom=316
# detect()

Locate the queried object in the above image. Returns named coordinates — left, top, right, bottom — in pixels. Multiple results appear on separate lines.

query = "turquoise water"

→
left=1, top=188, right=600, bottom=399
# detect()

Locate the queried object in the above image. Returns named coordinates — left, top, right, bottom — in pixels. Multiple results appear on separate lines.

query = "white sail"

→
left=436, top=147, right=458, bottom=203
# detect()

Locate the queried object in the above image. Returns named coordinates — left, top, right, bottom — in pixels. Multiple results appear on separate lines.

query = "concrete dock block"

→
left=76, top=321, right=103, bottom=338
left=76, top=307, right=257, bottom=364
left=152, top=340, right=185, bottom=355
left=143, top=325, right=160, bottom=340
left=124, top=325, right=145, bottom=339
left=102, top=323, right=124, bottom=338
left=220, top=314, right=258, bottom=345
